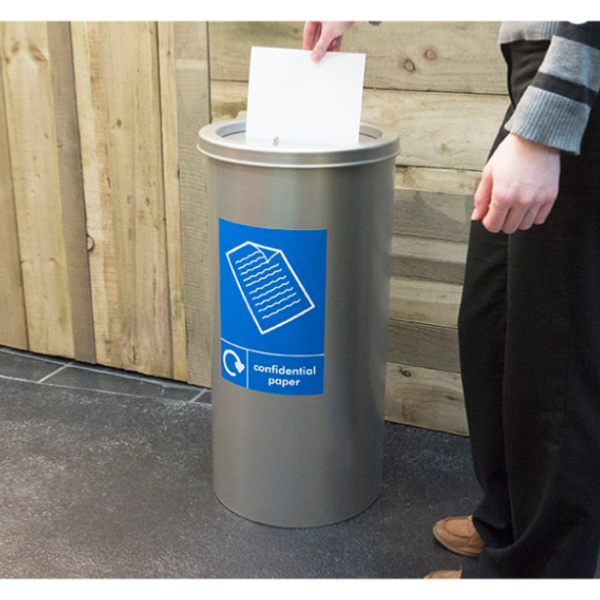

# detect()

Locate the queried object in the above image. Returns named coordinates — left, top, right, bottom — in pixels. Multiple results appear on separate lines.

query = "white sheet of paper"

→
left=245, top=47, right=366, bottom=147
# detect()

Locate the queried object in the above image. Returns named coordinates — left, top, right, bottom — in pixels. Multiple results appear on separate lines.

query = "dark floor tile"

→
left=0, top=348, right=69, bottom=383
left=191, top=389, right=212, bottom=404
left=42, top=365, right=202, bottom=402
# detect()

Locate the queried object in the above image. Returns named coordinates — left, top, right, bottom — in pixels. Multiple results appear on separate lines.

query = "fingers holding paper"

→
left=303, top=21, right=356, bottom=62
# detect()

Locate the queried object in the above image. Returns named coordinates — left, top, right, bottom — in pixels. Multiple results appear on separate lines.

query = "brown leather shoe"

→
left=433, top=516, right=484, bottom=557
left=424, top=570, right=462, bottom=579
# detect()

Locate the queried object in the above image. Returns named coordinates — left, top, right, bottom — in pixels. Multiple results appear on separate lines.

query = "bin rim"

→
left=197, top=119, right=399, bottom=169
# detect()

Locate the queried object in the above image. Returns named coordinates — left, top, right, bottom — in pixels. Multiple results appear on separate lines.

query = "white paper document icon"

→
left=246, top=46, right=366, bottom=147
left=226, top=241, right=315, bottom=335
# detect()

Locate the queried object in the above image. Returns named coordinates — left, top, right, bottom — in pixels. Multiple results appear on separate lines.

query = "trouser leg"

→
left=462, top=156, right=600, bottom=578
left=460, top=185, right=600, bottom=578
left=458, top=217, right=512, bottom=549
left=458, top=105, right=514, bottom=551
left=458, top=41, right=600, bottom=578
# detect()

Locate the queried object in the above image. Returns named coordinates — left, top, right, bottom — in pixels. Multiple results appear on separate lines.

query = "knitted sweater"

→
left=499, top=22, right=600, bottom=154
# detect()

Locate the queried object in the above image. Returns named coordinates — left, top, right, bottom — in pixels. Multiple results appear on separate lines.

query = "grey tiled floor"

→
left=0, top=346, right=210, bottom=403
left=0, top=345, right=597, bottom=579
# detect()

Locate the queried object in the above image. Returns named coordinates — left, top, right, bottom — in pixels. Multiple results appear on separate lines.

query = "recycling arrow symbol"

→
left=223, top=349, right=245, bottom=377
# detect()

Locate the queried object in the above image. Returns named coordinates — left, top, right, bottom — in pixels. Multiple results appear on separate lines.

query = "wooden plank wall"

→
left=0, top=22, right=212, bottom=384
left=0, top=21, right=510, bottom=435
left=208, top=22, right=511, bottom=435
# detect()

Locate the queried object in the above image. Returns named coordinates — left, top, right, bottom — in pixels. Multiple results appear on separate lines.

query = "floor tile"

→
left=191, top=389, right=212, bottom=404
left=42, top=365, right=202, bottom=402
left=0, top=348, right=69, bottom=383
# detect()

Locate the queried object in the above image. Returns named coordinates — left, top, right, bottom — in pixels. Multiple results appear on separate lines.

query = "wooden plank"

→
left=104, top=21, right=172, bottom=378
left=104, top=21, right=172, bottom=376
left=47, top=22, right=96, bottom=364
left=392, top=235, right=468, bottom=264
left=0, top=22, right=74, bottom=358
left=209, top=21, right=304, bottom=82
left=389, top=277, right=462, bottom=328
left=0, top=40, right=28, bottom=350
left=394, top=188, right=473, bottom=243
left=208, top=21, right=506, bottom=95
left=385, top=363, right=468, bottom=436
left=392, top=255, right=466, bottom=286
left=210, top=79, right=247, bottom=123
left=210, top=81, right=509, bottom=170
left=157, top=22, right=187, bottom=382
left=388, top=319, right=460, bottom=373
left=363, top=88, right=509, bottom=171
left=71, top=21, right=120, bottom=367
left=391, top=235, right=467, bottom=285
left=345, top=21, right=505, bottom=95
left=72, top=22, right=172, bottom=377
left=395, top=166, right=481, bottom=195
left=174, top=21, right=212, bottom=387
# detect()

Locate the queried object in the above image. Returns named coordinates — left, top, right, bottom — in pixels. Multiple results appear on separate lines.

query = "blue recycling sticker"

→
left=219, top=218, right=327, bottom=395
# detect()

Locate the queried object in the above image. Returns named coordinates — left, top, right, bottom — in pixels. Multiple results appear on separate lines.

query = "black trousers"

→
left=459, top=41, right=600, bottom=578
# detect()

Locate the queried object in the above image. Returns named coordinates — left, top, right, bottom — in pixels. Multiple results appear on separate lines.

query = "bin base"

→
left=213, top=484, right=382, bottom=529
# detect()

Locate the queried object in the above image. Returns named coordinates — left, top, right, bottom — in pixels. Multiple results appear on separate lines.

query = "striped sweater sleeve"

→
left=504, top=22, right=600, bottom=154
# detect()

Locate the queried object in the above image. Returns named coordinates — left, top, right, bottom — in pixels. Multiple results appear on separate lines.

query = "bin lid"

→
left=198, top=119, right=399, bottom=169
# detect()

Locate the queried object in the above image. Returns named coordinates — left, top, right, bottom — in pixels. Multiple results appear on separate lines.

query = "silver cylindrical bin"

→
left=198, top=119, right=399, bottom=528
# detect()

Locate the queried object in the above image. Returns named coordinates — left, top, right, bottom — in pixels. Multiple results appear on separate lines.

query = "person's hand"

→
left=473, top=133, right=561, bottom=234
left=303, top=21, right=356, bottom=62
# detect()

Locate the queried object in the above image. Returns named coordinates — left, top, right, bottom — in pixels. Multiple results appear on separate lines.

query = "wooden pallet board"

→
left=208, top=21, right=506, bottom=95
left=210, top=80, right=508, bottom=171
left=0, top=22, right=75, bottom=358
left=0, top=39, right=27, bottom=350
left=171, top=21, right=212, bottom=387
left=72, top=22, right=172, bottom=377
left=385, top=363, right=468, bottom=436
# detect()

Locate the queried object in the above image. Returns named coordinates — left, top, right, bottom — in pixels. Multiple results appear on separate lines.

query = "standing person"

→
left=304, top=21, right=600, bottom=578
